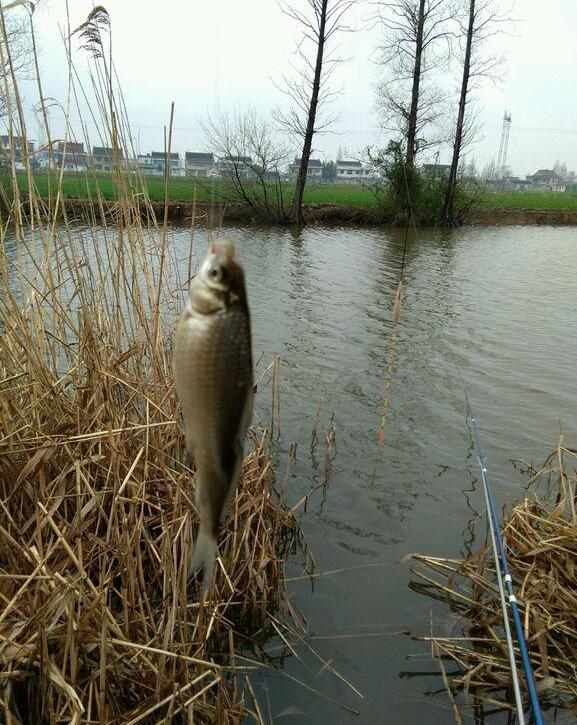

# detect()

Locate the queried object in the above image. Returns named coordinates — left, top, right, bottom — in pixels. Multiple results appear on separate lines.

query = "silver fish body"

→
left=173, top=242, right=253, bottom=589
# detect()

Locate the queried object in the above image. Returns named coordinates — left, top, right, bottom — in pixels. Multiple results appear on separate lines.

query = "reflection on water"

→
left=4, top=222, right=577, bottom=722
left=188, top=224, right=577, bottom=723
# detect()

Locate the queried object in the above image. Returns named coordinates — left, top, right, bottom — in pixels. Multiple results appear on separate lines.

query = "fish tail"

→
left=190, top=524, right=218, bottom=593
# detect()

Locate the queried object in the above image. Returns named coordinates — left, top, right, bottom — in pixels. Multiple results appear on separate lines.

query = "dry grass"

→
left=0, top=6, right=318, bottom=722
left=0, top=136, right=304, bottom=725
left=412, top=442, right=577, bottom=720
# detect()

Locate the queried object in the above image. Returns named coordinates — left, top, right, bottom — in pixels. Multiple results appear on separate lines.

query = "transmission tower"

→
left=496, top=111, right=512, bottom=178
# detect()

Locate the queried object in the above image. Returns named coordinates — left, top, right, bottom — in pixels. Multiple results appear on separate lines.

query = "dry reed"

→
left=412, top=442, right=577, bottom=720
left=0, top=6, right=313, bottom=722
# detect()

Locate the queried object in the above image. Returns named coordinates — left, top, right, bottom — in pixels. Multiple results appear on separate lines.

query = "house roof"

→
left=185, top=152, right=214, bottom=162
left=292, top=157, right=323, bottom=168
left=531, top=169, right=559, bottom=179
left=337, top=160, right=362, bottom=168
left=422, top=163, right=451, bottom=171
left=57, top=141, right=84, bottom=153
left=0, top=135, right=26, bottom=146
left=93, top=146, right=124, bottom=159
left=219, top=155, right=253, bottom=164
left=150, top=151, right=180, bottom=160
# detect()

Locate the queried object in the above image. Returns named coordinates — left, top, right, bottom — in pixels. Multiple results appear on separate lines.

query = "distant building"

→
left=422, top=163, right=451, bottom=178
left=0, top=135, right=35, bottom=169
left=58, top=142, right=88, bottom=171
left=526, top=169, right=565, bottom=192
left=504, top=176, right=533, bottom=190
left=484, top=176, right=533, bottom=191
left=185, top=151, right=216, bottom=178
left=137, top=151, right=182, bottom=176
left=91, top=146, right=124, bottom=172
left=288, top=157, right=323, bottom=179
left=217, top=155, right=255, bottom=180
left=335, top=159, right=373, bottom=183
left=36, top=141, right=87, bottom=172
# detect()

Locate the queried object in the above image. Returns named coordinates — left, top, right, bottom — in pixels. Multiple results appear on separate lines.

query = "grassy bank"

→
left=477, top=190, right=577, bottom=211
left=16, top=171, right=377, bottom=206
left=15, top=172, right=577, bottom=212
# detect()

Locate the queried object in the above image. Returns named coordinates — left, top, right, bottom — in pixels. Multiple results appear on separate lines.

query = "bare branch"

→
left=372, top=0, right=454, bottom=165
left=275, top=0, right=354, bottom=223
left=201, top=109, right=293, bottom=222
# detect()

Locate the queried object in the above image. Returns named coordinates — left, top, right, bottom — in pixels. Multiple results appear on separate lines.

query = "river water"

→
left=170, top=224, right=576, bottom=724
left=7, top=223, right=576, bottom=722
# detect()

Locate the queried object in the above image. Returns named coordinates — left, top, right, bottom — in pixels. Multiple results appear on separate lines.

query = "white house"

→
left=0, top=135, right=35, bottom=170
left=335, top=159, right=373, bottom=184
left=185, top=151, right=216, bottom=178
left=137, top=151, right=182, bottom=176
left=526, top=169, right=565, bottom=192
left=91, top=146, right=123, bottom=172
left=288, top=157, right=323, bottom=179
left=217, top=155, right=256, bottom=180
left=36, top=141, right=88, bottom=172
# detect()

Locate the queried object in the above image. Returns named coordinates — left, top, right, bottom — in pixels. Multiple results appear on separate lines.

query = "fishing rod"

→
left=468, top=405, right=544, bottom=725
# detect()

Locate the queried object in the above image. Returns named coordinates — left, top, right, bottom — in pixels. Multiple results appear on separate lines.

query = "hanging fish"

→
left=173, top=241, right=253, bottom=591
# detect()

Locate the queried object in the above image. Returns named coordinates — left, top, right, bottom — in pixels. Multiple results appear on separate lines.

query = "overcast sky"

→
left=18, top=0, right=577, bottom=176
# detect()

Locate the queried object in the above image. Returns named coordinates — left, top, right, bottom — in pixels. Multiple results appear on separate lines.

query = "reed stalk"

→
left=412, top=442, right=577, bottom=719
left=0, top=6, right=314, bottom=721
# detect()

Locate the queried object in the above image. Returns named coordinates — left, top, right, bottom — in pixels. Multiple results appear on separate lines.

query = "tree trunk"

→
left=405, top=0, right=426, bottom=168
left=293, top=0, right=328, bottom=226
left=441, top=0, right=475, bottom=226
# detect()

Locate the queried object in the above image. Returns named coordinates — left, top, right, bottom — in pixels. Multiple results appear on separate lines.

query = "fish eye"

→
left=208, top=264, right=227, bottom=283
left=208, top=266, right=222, bottom=282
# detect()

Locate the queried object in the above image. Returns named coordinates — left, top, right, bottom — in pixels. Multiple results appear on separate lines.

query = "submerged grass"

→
left=412, top=442, right=577, bottom=720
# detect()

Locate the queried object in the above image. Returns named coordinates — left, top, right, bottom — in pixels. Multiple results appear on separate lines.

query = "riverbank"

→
left=10, top=173, right=577, bottom=225
left=56, top=197, right=577, bottom=226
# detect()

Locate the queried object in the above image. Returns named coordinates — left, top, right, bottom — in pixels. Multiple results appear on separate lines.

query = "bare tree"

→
left=274, top=0, right=353, bottom=226
left=0, top=7, right=34, bottom=121
left=202, top=109, right=292, bottom=223
left=441, top=0, right=510, bottom=225
left=374, top=0, right=453, bottom=167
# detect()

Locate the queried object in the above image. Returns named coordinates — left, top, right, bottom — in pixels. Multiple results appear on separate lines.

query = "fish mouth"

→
left=187, top=288, right=240, bottom=316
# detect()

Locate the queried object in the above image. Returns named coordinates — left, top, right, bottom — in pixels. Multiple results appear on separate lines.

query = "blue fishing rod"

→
left=468, top=406, right=543, bottom=725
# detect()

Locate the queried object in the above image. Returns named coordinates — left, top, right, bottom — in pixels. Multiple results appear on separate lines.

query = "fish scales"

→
left=175, top=305, right=251, bottom=479
left=173, top=241, right=253, bottom=592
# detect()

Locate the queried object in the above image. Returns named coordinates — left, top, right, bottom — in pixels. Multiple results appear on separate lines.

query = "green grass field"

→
left=477, top=190, right=577, bottom=211
left=14, top=172, right=577, bottom=212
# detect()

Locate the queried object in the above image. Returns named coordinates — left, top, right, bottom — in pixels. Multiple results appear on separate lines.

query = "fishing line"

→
left=468, top=405, right=544, bottom=725
left=443, top=305, right=543, bottom=723
left=376, top=149, right=544, bottom=718
left=441, top=314, right=543, bottom=722
left=377, top=155, right=415, bottom=444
